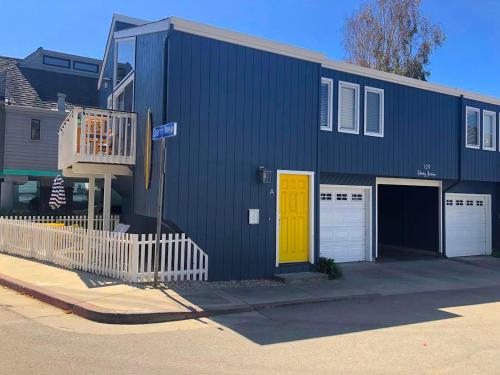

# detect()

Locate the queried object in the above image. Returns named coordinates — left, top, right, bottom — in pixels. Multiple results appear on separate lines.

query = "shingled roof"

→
left=1, top=57, right=98, bottom=110
left=0, top=56, right=18, bottom=100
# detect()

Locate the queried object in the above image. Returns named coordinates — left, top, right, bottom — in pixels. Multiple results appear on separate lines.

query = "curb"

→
left=0, top=272, right=377, bottom=324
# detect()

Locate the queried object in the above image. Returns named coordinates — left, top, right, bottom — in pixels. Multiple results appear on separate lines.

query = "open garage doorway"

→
left=377, top=179, right=442, bottom=261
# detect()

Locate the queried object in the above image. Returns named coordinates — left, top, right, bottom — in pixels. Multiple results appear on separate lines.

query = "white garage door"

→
left=320, top=186, right=369, bottom=262
left=445, top=194, right=490, bottom=257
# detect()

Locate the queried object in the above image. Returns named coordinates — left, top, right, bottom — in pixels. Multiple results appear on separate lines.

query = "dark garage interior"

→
left=378, top=185, right=440, bottom=260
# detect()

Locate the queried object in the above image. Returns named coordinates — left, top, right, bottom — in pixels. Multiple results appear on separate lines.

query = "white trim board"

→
left=375, top=177, right=443, bottom=258
left=111, top=15, right=500, bottom=107
left=275, top=170, right=315, bottom=267
left=320, top=184, right=373, bottom=262
left=376, top=177, right=441, bottom=187
left=115, top=17, right=325, bottom=63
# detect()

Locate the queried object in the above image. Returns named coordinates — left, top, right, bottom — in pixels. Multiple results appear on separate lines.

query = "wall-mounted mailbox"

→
left=249, top=209, right=260, bottom=224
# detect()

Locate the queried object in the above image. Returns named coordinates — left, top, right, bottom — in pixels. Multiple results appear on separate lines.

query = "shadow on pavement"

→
left=211, top=285, right=500, bottom=345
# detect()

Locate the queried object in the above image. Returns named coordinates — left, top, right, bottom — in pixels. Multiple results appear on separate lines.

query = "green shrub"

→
left=317, top=257, right=343, bottom=279
left=492, top=251, right=500, bottom=258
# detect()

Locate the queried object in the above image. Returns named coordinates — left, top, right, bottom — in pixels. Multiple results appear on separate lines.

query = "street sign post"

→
left=152, top=122, right=177, bottom=288
left=152, top=122, right=177, bottom=140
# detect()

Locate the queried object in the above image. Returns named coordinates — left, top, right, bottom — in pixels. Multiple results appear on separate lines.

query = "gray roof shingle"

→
left=2, top=57, right=98, bottom=110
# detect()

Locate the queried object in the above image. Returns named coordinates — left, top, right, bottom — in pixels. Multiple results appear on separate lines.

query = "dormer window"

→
left=43, top=55, right=70, bottom=69
left=114, top=37, right=136, bottom=88
left=73, top=61, right=99, bottom=73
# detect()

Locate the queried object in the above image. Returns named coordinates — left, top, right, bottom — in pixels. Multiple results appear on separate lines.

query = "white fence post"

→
left=129, top=233, right=139, bottom=283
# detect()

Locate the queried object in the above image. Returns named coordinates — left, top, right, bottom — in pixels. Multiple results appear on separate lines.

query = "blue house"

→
left=89, top=14, right=500, bottom=280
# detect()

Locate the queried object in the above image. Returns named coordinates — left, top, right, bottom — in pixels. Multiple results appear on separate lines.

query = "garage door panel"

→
left=445, top=194, right=489, bottom=257
left=320, top=187, right=369, bottom=263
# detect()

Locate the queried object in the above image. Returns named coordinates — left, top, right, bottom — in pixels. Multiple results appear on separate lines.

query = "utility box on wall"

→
left=249, top=209, right=260, bottom=224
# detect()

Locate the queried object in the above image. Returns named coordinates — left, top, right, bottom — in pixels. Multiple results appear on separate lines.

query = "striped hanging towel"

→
left=49, top=175, right=66, bottom=209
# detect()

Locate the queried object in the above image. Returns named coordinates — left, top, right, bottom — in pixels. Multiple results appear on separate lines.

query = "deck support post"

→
left=103, top=174, right=112, bottom=232
left=87, top=176, right=95, bottom=230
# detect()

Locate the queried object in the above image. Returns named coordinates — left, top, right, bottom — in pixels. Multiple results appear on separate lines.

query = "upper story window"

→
left=73, top=60, right=99, bottom=73
left=465, top=106, right=480, bottom=149
left=30, top=119, right=40, bottom=141
left=364, top=86, right=384, bottom=137
left=320, top=78, right=333, bottom=131
left=338, top=81, right=360, bottom=134
left=43, top=55, right=70, bottom=69
left=114, top=38, right=136, bottom=88
left=483, top=110, right=496, bottom=151
left=115, top=78, right=134, bottom=112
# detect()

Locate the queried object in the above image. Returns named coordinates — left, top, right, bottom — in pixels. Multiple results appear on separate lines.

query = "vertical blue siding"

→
left=132, top=31, right=168, bottom=217
left=158, top=31, right=320, bottom=280
left=320, top=68, right=461, bottom=180
left=461, top=98, right=500, bottom=182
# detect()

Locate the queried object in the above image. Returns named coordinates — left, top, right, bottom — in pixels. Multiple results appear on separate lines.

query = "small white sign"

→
left=249, top=209, right=260, bottom=225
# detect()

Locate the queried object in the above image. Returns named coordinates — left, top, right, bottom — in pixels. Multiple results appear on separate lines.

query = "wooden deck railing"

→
left=58, top=107, right=137, bottom=170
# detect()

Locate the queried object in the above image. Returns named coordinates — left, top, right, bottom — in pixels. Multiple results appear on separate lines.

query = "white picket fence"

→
left=0, top=218, right=208, bottom=283
left=2, top=215, right=120, bottom=231
left=136, top=233, right=208, bottom=282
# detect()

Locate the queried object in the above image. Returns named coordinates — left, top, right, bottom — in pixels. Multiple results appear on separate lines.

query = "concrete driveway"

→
left=333, top=256, right=500, bottom=296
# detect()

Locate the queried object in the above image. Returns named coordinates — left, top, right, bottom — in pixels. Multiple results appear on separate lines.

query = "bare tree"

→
left=343, top=0, right=445, bottom=80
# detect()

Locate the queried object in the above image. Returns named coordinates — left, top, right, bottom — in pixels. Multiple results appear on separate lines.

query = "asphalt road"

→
left=1, top=285, right=500, bottom=374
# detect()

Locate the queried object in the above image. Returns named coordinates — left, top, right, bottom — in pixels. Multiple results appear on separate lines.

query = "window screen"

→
left=320, top=79, right=332, bottom=130
left=483, top=112, right=496, bottom=150
left=365, top=88, right=383, bottom=136
left=466, top=108, right=480, bottom=147
left=339, top=83, right=358, bottom=132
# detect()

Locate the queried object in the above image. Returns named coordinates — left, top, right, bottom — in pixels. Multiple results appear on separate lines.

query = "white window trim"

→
left=320, top=77, right=333, bottom=131
left=364, top=86, right=384, bottom=137
left=112, top=72, right=135, bottom=111
left=338, top=81, right=360, bottom=134
left=483, top=110, right=496, bottom=151
left=113, top=36, right=136, bottom=89
left=465, top=106, right=481, bottom=149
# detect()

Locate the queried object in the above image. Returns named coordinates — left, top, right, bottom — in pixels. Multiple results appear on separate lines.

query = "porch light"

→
left=259, top=167, right=272, bottom=184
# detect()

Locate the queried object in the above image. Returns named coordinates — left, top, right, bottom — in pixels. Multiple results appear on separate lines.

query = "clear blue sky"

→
left=1, top=0, right=499, bottom=97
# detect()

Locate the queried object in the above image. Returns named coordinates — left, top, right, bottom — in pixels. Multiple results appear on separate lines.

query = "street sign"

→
left=152, top=122, right=177, bottom=140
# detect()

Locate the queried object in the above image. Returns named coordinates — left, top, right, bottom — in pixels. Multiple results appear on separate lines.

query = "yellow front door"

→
left=279, top=173, right=310, bottom=263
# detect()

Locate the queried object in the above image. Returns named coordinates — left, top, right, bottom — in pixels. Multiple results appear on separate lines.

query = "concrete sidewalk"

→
left=1, top=252, right=500, bottom=324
